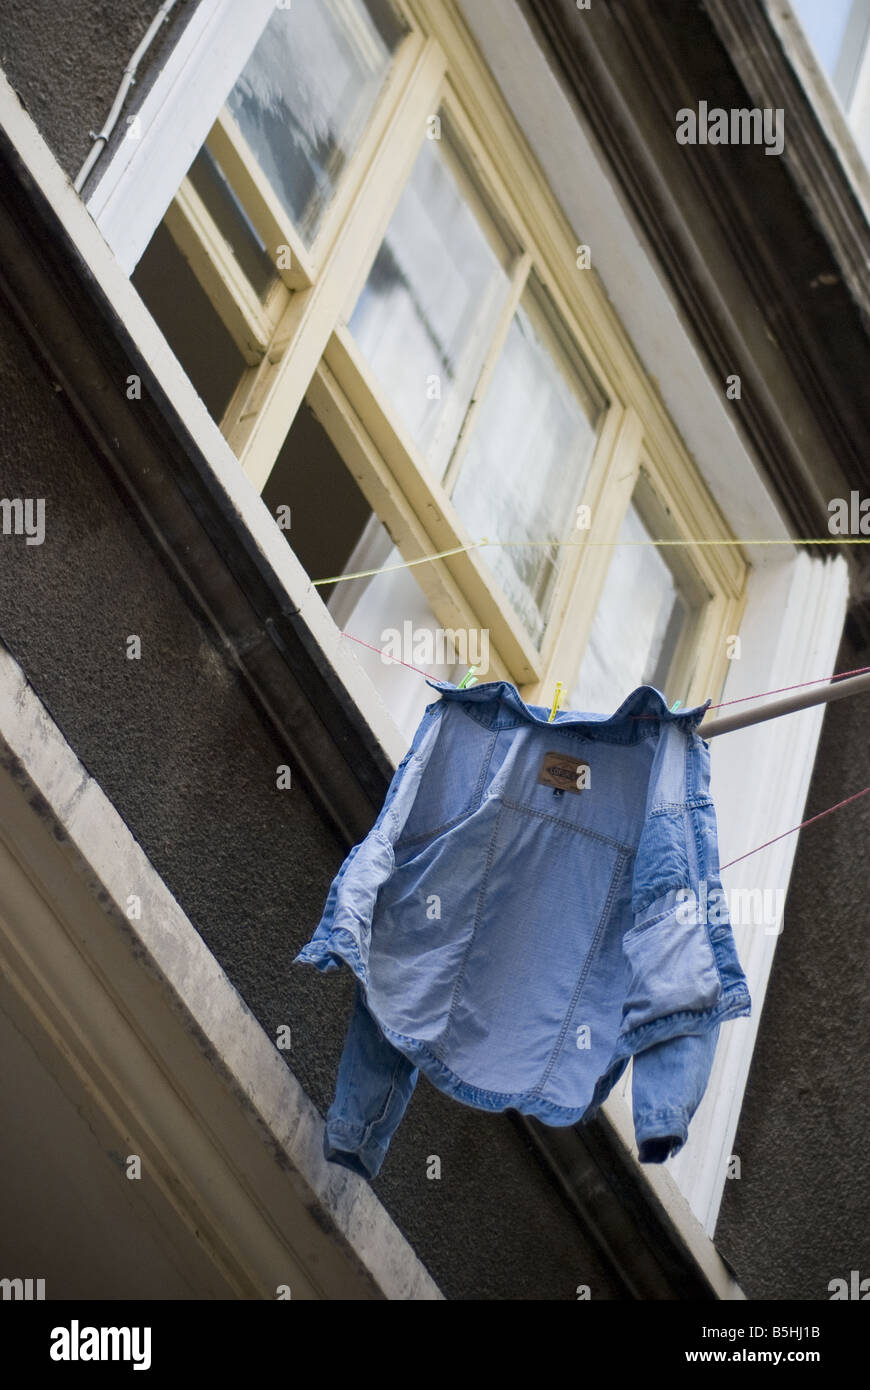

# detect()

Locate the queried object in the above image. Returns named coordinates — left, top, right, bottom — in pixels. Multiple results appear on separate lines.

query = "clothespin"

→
left=457, top=666, right=478, bottom=689
left=670, top=699, right=682, bottom=711
left=548, top=680, right=565, bottom=722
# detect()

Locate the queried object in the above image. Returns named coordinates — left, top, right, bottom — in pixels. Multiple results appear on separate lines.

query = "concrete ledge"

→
left=0, top=637, right=442, bottom=1300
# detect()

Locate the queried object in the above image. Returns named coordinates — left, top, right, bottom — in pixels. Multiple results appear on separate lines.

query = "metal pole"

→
left=699, top=669, right=870, bottom=739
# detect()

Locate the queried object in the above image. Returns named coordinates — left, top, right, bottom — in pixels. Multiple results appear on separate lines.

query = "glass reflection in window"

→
left=571, top=500, right=691, bottom=713
left=449, top=287, right=603, bottom=647
left=348, top=125, right=513, bottom=478
left=228, top=0, right=406, bottom=246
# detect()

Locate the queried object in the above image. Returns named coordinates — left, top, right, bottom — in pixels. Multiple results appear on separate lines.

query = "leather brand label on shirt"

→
left=537, top=750, right=591, bottom=793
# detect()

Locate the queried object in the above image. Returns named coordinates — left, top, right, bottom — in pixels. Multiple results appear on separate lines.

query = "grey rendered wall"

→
left=0, top=0, right=195, bottom=185
left=716, top=631, right=870, bottom=1300
left=0, top=294, right=622, bottom=1301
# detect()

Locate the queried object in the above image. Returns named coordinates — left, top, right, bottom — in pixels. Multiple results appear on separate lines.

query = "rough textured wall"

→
left=716, top=631, right=870, bottom=1300
left=0, top=0, right=195, bottom=182
left=0, top=296, right=622, bottom=1301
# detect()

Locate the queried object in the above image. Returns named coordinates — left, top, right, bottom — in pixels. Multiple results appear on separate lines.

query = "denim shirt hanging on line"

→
left=295, top=678, right=751, bottom=1181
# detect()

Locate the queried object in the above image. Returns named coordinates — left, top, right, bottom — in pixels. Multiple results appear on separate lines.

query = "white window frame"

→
left=86, top=0, right=277, bottom=274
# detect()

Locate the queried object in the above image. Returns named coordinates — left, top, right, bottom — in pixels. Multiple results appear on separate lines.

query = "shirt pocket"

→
left=621, top=887, right=722, bottom=1035
left=394, top=715, right=505, bottom=852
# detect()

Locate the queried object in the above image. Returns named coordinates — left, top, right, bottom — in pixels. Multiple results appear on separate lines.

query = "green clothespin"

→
left=670, top=699, right=682, bottom=711
left=458, top=666, right=478, bottom=689
left=548, top=680, right=565, bottom=722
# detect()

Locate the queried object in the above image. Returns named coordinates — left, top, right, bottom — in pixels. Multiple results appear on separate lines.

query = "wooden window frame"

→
left=122, top=0, right=749, bottom=705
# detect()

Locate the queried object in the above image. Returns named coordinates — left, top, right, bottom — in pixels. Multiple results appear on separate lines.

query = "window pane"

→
left=347, top=128, right=513, bottom=477
left=570, top=502, right=689, bottom=712
left=227, top=0, right=405, bottom=246
left=261, top=400, right=376, bottom=606
left=131, top=222, right=246, bottom=423
left=261, top=401, right=463, bottom=742
left=329, top=541, right=468, bottom=743
left=187, top=147, right=276, bottom=300
left=790, top=0, right=870, bottom=106
left=449, top=292, right=603, bottom=647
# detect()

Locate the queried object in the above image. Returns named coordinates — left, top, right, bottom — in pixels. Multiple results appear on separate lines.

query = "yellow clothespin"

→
left=548, top=680, right=565, bottom=722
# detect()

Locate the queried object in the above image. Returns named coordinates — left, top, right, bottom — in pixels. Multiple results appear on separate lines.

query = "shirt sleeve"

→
left=619, top=724, right=750, bottom=1162
left=632, top=1024, right=721, bottom=1162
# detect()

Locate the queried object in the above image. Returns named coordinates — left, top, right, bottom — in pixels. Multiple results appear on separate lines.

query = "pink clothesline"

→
left=719, top=784, right=870, bottom=870
left=339, top=627, right=870, bottom=712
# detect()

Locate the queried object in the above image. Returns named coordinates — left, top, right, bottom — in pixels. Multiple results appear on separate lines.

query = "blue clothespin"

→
left=458, top=666, right=478, bottom=689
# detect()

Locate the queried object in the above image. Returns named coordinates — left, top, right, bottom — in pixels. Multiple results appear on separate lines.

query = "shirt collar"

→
left=425, top=678, right=711, bottom=741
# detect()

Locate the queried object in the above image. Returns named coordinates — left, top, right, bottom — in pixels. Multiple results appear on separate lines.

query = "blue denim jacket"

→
left=296, top=680, right=751, bottom=1177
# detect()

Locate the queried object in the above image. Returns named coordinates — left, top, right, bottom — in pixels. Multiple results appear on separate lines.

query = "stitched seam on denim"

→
left=588, top=1054, right=630, bottom=1110
left=455, top=698, right=668, bottom=744
left=533, top=848, right=629, bottom=1096
left=379, top=740, right=419, bottom=830
left=378, top=1019, right=604, bottom=1118
left=628, top=900, right=679, bottom=934
left=396, top=806, right=478, bottom=849
left=434, top=801, right=504, bottom=1061
left=474, top=726, right=499, bottom=808
left=380, top=1020, right=520, bottom=1102
left=394, top=723, right=495, bottom=849
left=385, top=1042, right=518, bottom=1103
left=649, top=798, right=711, bottom=815
left=389, top=703, right=446, bottom=841
left=686, top=797, right=711, bottom=979
left=634, top=877, right=691, bottom=916
left=442, top=680, right=707, bottom=723
left=616, top=987, right=752, bottom=1054
left=354, top=1050, right=409, bottom=1144
left=367, top=829, right=394, bottom=878
left=498, top=796, right=634, bottom=854
left=459, top=702, right=522, bottom=731
left=688, top=732, right=706, bottom=801
left=691, top=801, right=727, bottom=996
left=691, top=802, right=708, bottom=879
left=324, top=1130, right=386, bottom=1172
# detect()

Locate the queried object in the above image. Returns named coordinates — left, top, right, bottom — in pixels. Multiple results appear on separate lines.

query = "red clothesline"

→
left=719, top=784, right=870, bottom=870
left=338, top=631, right=437, bottom=679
